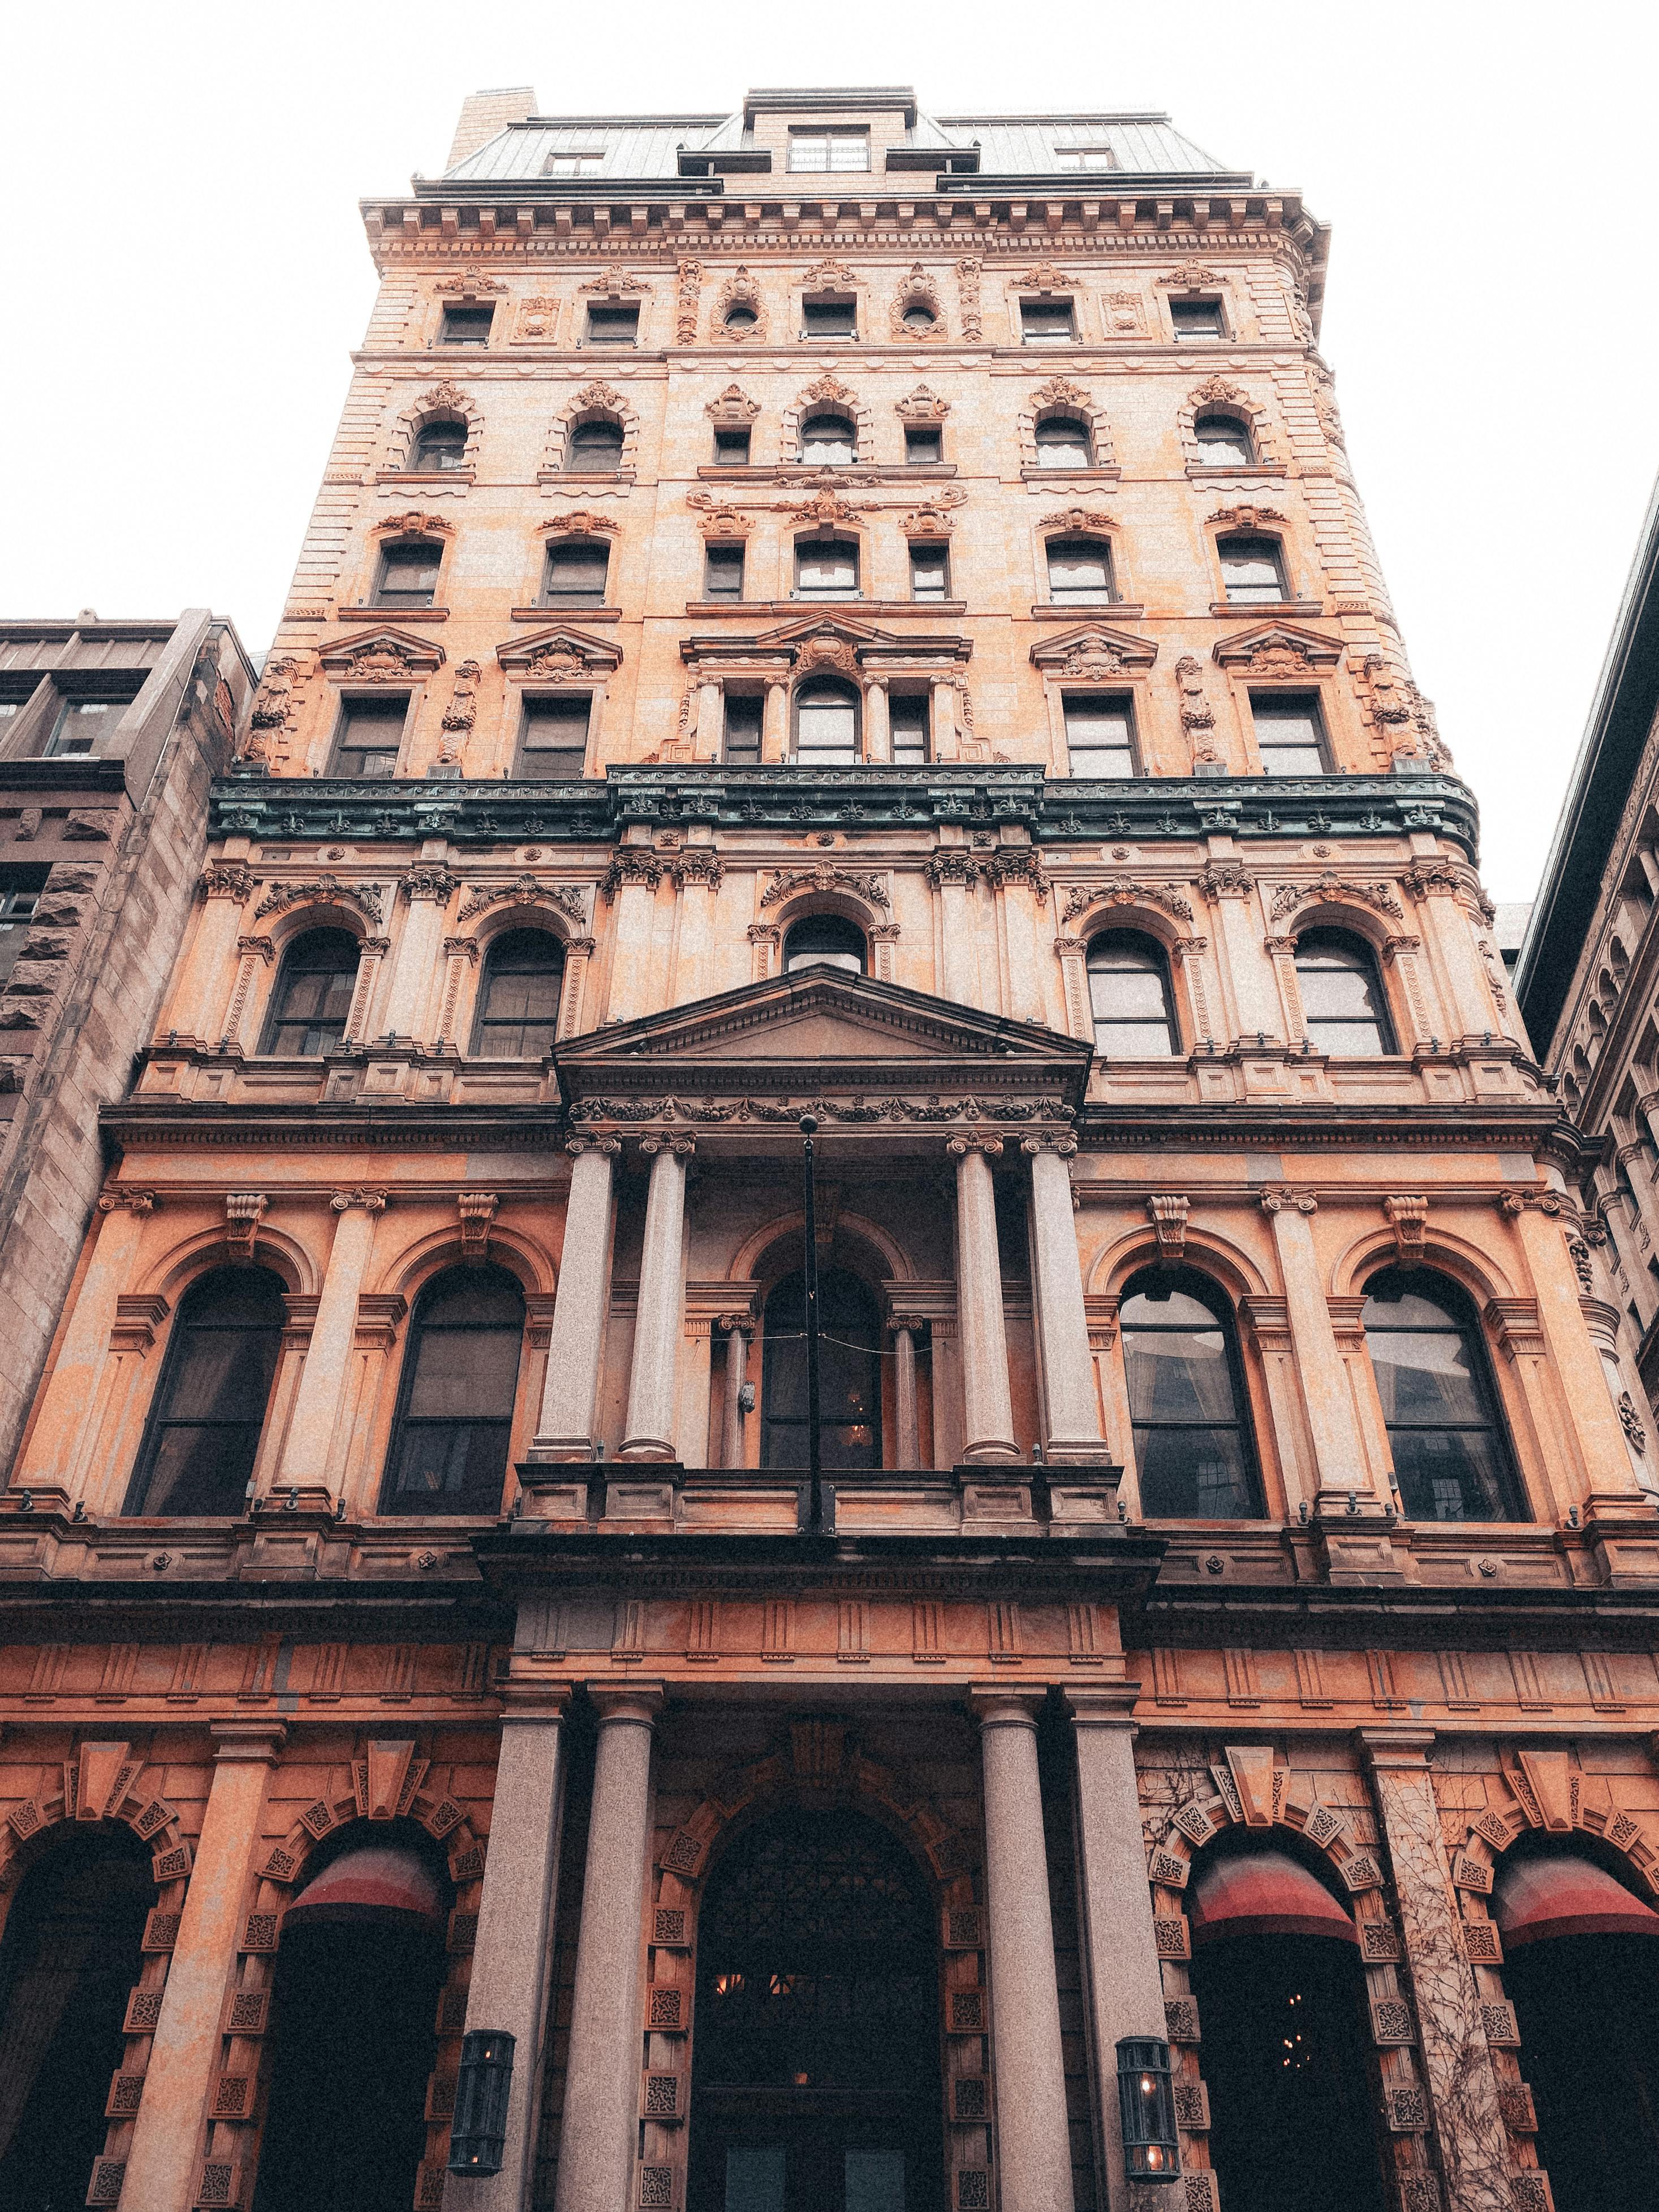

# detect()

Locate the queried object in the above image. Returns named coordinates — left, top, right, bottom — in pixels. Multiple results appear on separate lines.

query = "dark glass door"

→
left=760, top=1269, right=882, bottom=1470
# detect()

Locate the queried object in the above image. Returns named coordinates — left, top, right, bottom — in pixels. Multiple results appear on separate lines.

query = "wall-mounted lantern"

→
left=1116, top=2037, right=1179, bottom=2181
left=449, top=2028, right=515, bottom=2175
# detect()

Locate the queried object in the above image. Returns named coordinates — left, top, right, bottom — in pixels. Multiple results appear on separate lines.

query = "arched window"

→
left=0, top=1830, right=154, bottom=2209
left=1361, top=1266, right=1524, bottom=1521
left=691, top=1808, right=941, bottom=2212
left=471, top=929, right=563, bottom=1058
left=1045, top=534, right=1114, bottom=604
left=722, top=303, right=759, bottom=333
left=795, top=537, right=860, bottom=599
left=1087, top=932, right=1179, bottom=1057
left=798, top=411, right=855, bottom=465
left=901, top=299, right=938, bottom=333
left=541, top=536, right=611, bottom=606
left=373, top=537, right=442, bottom=609
left=1193, top=410, right=1255, bottom=466
left=1033, top=413, right=1092, bottom=467
left=1119, top=1265, right=1261, bottom=1517
left=382, top=1265, right=525, bottom=1515
left=792, top=675, right=860, bottom=762
left=410, top=417, right=468, bottom=472
left=126, top=1266, right=286, bottom=1516
left=261, top=928, right=361, bottom=1057
left=761, top=1267, right=882, bottom=1468
left=784, top=914, right=866, bottom=976
left=567, top=416, right=624, bottom=471
left=1294, top=929, right=1394, bottom=1056
left=1217, top=533, right=1287, bottom=605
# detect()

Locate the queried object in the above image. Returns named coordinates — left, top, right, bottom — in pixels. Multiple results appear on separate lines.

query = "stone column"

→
left=162, top=863, right=253, bottom=1046
left=121, top=1723, right=286, bottom=2212
left=447, top=1679, right=571, bottom=2212
left=1200, top=862, right=1280, bottom=1043
left=1259, top=1187, right=1377, bottom=1504
left=274, top=1191, right=385, bottom=1492
left=1359, top=1731, right=1512, bottom=2212
left=604, top=855, right=662, bottom=1024
left=932, top=852, right=982, bottom=1006
left=1067, top=1695, right=1168, bottom=2206
left=692, top=679, right=724, bottom=758
left=15, top=1188, right=154, bottom=1496
left=621, top=1138, right=693, bottom=1461
left=863, top=678, right=891, bottom=763
left=532, top=1140, right=620, bottom=1460
left=378, top=866, right=455, bottom=1042
left=929, top=676, right=961, bottom=762
left=890, top=1315, right=921, bottom=1468
left=1024, top=1137, right=1106, bottom=1463
left=553, top=1684, right=663, bottom=2212
left=972, top=1691, right=1075, bottom=2212
left=670, top=853, right=722, bottom=1006
left=949, top=1135, right=1019, bottom=1463
left=762, top=680, right=789, bottom=764
left=719, top=1314, right=753, bottom=1469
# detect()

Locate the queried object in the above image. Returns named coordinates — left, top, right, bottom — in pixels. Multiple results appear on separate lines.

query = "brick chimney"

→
left=445, top=85, right=537, bottom=172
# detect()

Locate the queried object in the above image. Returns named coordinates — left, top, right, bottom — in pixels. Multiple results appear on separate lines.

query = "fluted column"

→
left=274, top=1190, right=385, bottom=1492
left=378, top=865, right=456, bottom=1042
left=1024, top=1136, right=1106, bottom=1463
left=553, top=1684, right=663, bottom=2212
left=532, top=1139, right=620, bottom=1460
left=622, top=1138, right=692, bottom=1461
left=718, top=1313, right=753, bottom=1468
left=15, top=1187, right=155, bottom=1498
left=973, top=1692, right=1075, bottom=2212
left=950, top=1135, right=1018, bottom=1463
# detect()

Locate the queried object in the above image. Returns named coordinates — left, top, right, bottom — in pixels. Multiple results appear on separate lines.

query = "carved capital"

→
left=566, top=1135, right=622, bottom=1158
left=98, top=1188, right=158, bottom=1218
left=234, top=935, right=275, bottom=964
left=402, top=868, right=458, bottom=906
left=441, top=935, right=481, bottom=964
left=1197, top=863, right=1255, bottom=902
left=640, top=1134, right=696, bottom=1159
left=199, top=862, right=255, bottom=902
left=947, top=1132, right=1004, bottom=1160
left=1259, top=1185, right=1317, bottom=1216
left=330, top=1189, right=388, bottom=1215
left=717, top=1312, right=756, bottom=1338
left=1020, top=1133, right=1079, bottom=1158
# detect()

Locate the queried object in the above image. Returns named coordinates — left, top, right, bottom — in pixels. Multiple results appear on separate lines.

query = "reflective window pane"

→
left=1120, top=1270, right=1260, bottom=1518
left=1047, top=538, right=1113, bottom=603
left=382, top=1266, right=525, bottom=1515
left=1295, top=932, right=1393, bottom=1055
left=1362, top=1268, right=1523, bottom=1521
left=1088, top=935, right=1178, bottom=1057
left=262, top=930, right=360, bottom=1056
left=127, top=1268, right=286, bottom=1516
left=1218, top=536, right=1286, bottom=603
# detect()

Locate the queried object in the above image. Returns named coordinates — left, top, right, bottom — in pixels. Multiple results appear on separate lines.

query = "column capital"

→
left=640, top=1133, right=695, bottom=1159
left=969, top=1687, right=1044, bottom=1730
left=1260, top=1184, right=1318, bottom=1215
left=1065, top=1687, right=1141, bottom=1731
left=888, top=1312, right=929, bottom=1338
left=330, top=1187, right=389, bottom=1214
left=948, top=1131, right=1003, bottom=1160
left=1020, top=1132, right=1078, bottom=1158
left=566, top=1134, right=621, bottom=1157
left=97, top=1187, right=158, bottom=1217
left=499, top=1679, right=575, bottom=1726
left=717, top=1311, right=755, bottom=1338
left=1356, top=1726, right=1436, bottom=1770
left=209, top=1719, right=288, bottom=1763
left=586, top=1680, right=665, bottom=1726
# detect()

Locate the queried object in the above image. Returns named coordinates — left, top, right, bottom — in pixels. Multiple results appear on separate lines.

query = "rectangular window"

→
left=713, top=425, right=752, bottom=466
left=903, top=424, right=942, bottom=466
left=795, top=540, right=859, bottom=598
left=889, top=693, right=929, bottom=766
left=1046, top=538, right=1114, bottom=605
left=704, top=541, right=746, bottom=600
left=909, top=542, right=950, bottom=602
left=0, top=679, right=37, bottom=722
left=802, top=297, right=857, bottom=339
left=545, top=151, right=604, bottom=175
left=585, top=303, right=640, bottom=346
left=542, top=540, right=611, bottom=607
left=0, top=869, right=46, bottom=988
left=331, top=694, right=409, bottom=779
left=46, top=694, right=132, bottom=755
left=1063, top=693, right=1136, bottom=778
left=790, top=131, right=871, bottom=172
left=1021, top=299, right=1076, bottom=344
left=1056, top=146, right=1118, bottom=170
left=1250, top=692, right=1329, bottom=775
left=374, top=541, right=442, bottom=608
left=723, top=692, right=763, bottom=766
left=1218, top=536, right=1287, bottom=605
left=439, top=304, right=494, bottom=346
left=518, top=694, right=591, bottom=779
left=1170, top=296, right=1225, bottom=338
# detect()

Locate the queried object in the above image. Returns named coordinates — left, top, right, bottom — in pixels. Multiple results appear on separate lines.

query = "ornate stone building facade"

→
left=0, top=85, right=1653, bottom=2212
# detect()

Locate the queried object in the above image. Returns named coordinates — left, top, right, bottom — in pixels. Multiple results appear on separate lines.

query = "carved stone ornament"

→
left=498, top=628, right=623, bottom=682
left=1149, top=1195, right=1190, bottom=1257
left=438, top=660, right=481, bottom=760
left=1384, top=1195, right=1429, bottom=1258
left=1198, top=862, right=1255, bottom=902
left=897, top=505, right=955, bottom=540
left=762, top=865, right=890, bottom=911
left=674, top=259, right=703, bottom=343
left=1260, top=1185, right=1318, bottom=1215
left=376, top=510, right=455, bottom=541
left=1020, top=262, right=1078, bottom=294
left=1207, top=504, right=1285, bottom=531
left=1212, top=622, right=1343, bottom=674
left=456, top=876, right=587, bottom=928
left=693, top=503, right=752, bottom=541
left=1063, top=879, right=1196, bottom=926
left=1101, top=291, right=1147, bottom=335
left=249, top=656, right=302, bottom=733
left=1030, top=374, right=1091, bottom=411
left=458, top=1191, right=497, bottom=1261
left=436, top=274, right=506, bottom=295
left=706, top=382, right=761, bottom=424
left=1159, top=263, right=1223, bottom=290
left=225, top=1193, right=266, bottom=1262
left=540, top=509, right=622, bottom=540
left=199, top=862, right=255, bottom=903
left=786, top=488, right=868, bottom=533
left=955, top=258, right=983, bottom=339
left=1043, top=505, right=1116, bottom=537
left=1030, top=624, right=1158, bottom=678
left=1268, top=875, right=1405, bottom=925
left=402, top=868, right=458, bottom=906
left=800, top=259, right=859, bottom=294
left=253, top=876, right=383, bottom=927
left=713, top=272, right=767, bottom=341
left=889, top=265, right=945, bottom=339
left=896, top=383, right=950, bottom=422
left=319, top=629, right=444, bottom=680
left=578, top=272, right=650, bottom=297
left=1619, top=1392, right=1648, bottom=1455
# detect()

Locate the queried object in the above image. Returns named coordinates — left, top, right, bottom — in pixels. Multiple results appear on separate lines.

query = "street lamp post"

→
left=800, top=1114, right=824, bottom=1530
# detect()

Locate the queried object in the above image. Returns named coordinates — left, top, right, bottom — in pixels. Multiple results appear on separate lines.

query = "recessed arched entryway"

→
left=689, top=1807, right=943, bottom=2212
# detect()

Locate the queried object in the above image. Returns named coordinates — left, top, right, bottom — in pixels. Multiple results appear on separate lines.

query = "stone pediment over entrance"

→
left=554, top=970, right=1089, bottom=1147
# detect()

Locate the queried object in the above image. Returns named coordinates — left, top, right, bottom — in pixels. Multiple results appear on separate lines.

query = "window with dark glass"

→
left=438, top=304, right=493, bottom=346
left=1021, top=298, right=1076, bottom=344
left=542, top=538, right=610, bottom=606
left=382, top=1265, right=525, bottom=1515
left=783, top=914, right=867, bottom=976
left=471, top=929, right=563, bottom=1058
left=903, top=422, right=942, bottom=465
left=1362, top=1266, right=1525, bottom=1521
left=889, top=693, right=929, bottom=766
left=1062, top=693, right=1135, bottom=776
left=1194, top=410, right=1254, bottom=465
left=723, top=692, right=763, bottom=766
left=790, top=131, right=871, bottom=172
left=1120, top=1265, right=1261, bottom=1517
left=802, top=297, right=857, bottom=339
left=1034, top=414, right=1092, bottom=467
left=793, top=678, right=859, bottom=765
left=704, top=541, right=746, bottom=600
left=1088, top=932, right=1179, bottom=1055
left=126, top=1266, right=286, bottom=1515
left=261, top=928, right=360, bottom=1055
left=795, top=537, right=859, bottom=598
left=762, top=1267, right=881, bottom=1466
left=1251, top=692, right=1329, bottom=774
left=516, top=694, right=591, bottom=779
left=909, top=541, right=949, bottom=601
left=585, top=302, right=639, bottom=346
left=410, top=418, right=468, bottom=471
left=713, top=423, right=752, bottom=464
left=0, top=870, right=45, bottom=988
left=373, top=540, right=442, bottom=609
left=567, top=417, right=624, bottom=471
left=1218, top=534, right=1287, bottom=605
left=1046, top=535, right=1114, bottom=604
left=799, top=410, right=855, bottom=464
left=1294, top=929, right=1394, bottom=1055
left=1171, top=296, right=1225, bottom=338
left=46, top=691, right=135, bottom=754
left=330, top=693, right=408, bottom=778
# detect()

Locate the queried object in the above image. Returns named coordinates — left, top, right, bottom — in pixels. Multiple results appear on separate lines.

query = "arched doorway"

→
left=690, top=1808, right=943, bottom=2212
left=252, top=1833, right=449, bottom=2212
left=1184, top=1841, right=1387, bottom=2212
left=761, top=1270, right=882, bottom=1469
left=0, top=1827, right=153, bottom=2210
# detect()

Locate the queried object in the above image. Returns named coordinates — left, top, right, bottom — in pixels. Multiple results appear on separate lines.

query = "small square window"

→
left=585, top=303, right=640, bottom=346
left=46, top=695, right=131, bottom=755
left=1063, top=693, right=1136, bottom=778
left=331, top=694, right=409, bottom=778
left=889, top=693, right=929, bottom=766
left=1056, top=146, right=1117, bottom=171
left=802, top=298, right=856, bottom=339
left=1021, top=299, right=1076, bottom=345
left=439, top=304, right=494, bottom=346
left=518, top=694, right=591, bottom=779
left=1170, top=297, right=1225, bottom=339
left=1251, top=692, right=1329, bottom=775
left=704, top=542, right=746, bottom=600
left=713, top=426, right=752, bottom=466
left=0, top=870, right=46, bottom=988
left=904, top=424, right=942, bottom=466
left=374, top=541, right=442, bottom=609
left=909, top=542, right=950, bottom=602
left=790, top=131, right=870, bottom=173
left=723, top=692, right=763, bottom=766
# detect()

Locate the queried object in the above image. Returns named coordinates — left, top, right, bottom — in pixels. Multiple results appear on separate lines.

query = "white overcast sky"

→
left=2, top=1, right=1654, bottom=901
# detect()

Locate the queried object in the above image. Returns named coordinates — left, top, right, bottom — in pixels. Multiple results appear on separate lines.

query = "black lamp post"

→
left=449, top=2027, right=515, bottom=2175
left=1115, top=2036, right=1179, bottom=2181
left=800, top=1113, right=825, bottom=1531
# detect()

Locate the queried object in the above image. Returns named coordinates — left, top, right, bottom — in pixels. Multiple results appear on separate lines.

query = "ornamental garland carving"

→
left=675, top=259, right=703, bottom=344
left=569, top=1093, right=1072, bottom=1127
left=761, top=865, right=890, bottom=910
left=800, top=259, right=859, bottom=295
left=540, top=510, right=622, bottom=540
left=435, top=274, right=506, bottom=294
left=456, top=877, right=588, bottom=926
left=1022, top=262, right=1078, bottom=294
left=1159, top=263, right=1223, bottom=290
left=785, top=488, right=869, bottom=531
left=376, top=509, right=455, bottom=540
left=253, top=876, right=383, bottom=926
left=1062, top=880, right=1196, bottom=926
left=1030, top=374, right=1091, bottom=412
left=1268, top=876, right=1405, bottom=924
left=329, top=639, right=426, bottom=683
left=897, top=503, right=955, bottom=539
left=955, top=258, right=983, bottom=339
left=577, top=273, right=651, bottom=296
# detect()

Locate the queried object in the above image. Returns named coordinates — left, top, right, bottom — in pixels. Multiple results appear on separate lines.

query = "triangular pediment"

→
left=318, top=625, right=446, bottom=677
left=1212, top=619, right=1343, bottom=672
left=752, top=613, right=900, bottom=649
left=1030, top=622, right=1160, bottom=676
left=495, top=624, right=624, bottom=676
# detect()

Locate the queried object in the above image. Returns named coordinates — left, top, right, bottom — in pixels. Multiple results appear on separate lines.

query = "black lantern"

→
left=1116, top=2036, right=1179, bottom=2181
left=449, top=2027, right=515, bottom=2175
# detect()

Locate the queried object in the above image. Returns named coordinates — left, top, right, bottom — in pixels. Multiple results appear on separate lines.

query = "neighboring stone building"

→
left=2, top=85, right=1654, bottom=2212
left=0, top=611, right=255, bottom=1477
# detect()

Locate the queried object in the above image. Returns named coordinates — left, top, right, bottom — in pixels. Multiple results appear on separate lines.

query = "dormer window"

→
left=802, top=298, right=857, bottom=340
left=1056, top=145, right=1118, bottom=171
left=790, top=130, right=870, bottom=173
left=411, top=419, right=468, bottom=472
left=545, top=151, right=604, bottom=175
